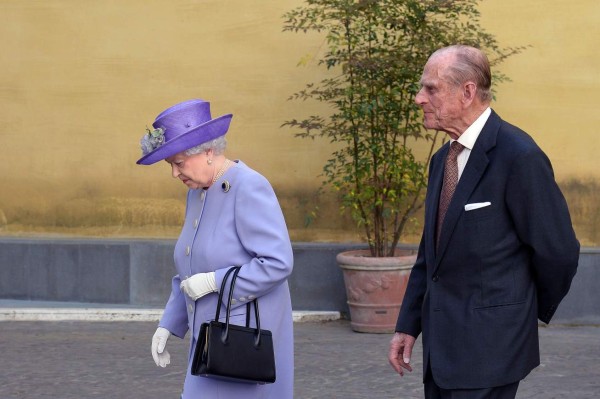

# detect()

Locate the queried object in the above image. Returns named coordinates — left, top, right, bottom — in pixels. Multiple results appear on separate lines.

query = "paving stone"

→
left=0, top=320, right=597, bottom=398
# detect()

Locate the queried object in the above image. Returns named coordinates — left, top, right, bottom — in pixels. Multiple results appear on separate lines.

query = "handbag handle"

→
left=215, top=266, right=262, bottom=348
left=214, top=266, right=239, bottom=321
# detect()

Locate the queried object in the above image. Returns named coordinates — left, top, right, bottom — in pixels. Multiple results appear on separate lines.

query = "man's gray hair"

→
left=433, top=45, right=493, bottom=103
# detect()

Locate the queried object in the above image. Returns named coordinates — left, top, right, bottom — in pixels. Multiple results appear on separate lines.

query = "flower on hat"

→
left=140, top=126, right=166, bottom=155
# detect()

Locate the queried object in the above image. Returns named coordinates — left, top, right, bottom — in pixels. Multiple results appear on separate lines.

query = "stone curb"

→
left=0, top=307, right=340, bottom=323
left=292, top=311, right=341, bottom=323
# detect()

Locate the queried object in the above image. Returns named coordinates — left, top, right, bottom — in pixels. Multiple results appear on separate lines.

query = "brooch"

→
left=222, top=180, right=231, bottom=193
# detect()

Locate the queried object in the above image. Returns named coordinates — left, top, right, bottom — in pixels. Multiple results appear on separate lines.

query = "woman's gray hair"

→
left=433, top=45, right=493, bottom=103
left=185, top=136, right=227, bottom=156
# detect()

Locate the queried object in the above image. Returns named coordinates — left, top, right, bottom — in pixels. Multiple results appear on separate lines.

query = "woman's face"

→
left=165, top=150, right=214, bottom=189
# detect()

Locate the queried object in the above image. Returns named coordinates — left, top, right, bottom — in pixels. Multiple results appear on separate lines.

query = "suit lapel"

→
left=425, top=145, right=447, bottom=262
left=434, top=111, right=501, bottom=269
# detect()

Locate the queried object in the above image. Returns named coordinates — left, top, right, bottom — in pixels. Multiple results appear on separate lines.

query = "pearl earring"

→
left=207, top=159, right=212, bottom=165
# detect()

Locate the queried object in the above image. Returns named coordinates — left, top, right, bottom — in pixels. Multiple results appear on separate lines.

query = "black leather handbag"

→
left=191, top=266, right=276, bottom=384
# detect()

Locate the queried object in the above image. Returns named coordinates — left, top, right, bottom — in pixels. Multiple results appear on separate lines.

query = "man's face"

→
left=414, top=55, right=464, bottom=137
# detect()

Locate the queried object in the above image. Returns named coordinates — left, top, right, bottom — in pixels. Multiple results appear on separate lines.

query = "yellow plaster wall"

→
left=479, top=1, right=600, bottom=179
left=0, top=0, right=598, bottom=244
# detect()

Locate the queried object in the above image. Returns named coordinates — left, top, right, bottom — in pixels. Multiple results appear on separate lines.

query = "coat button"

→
left=185, top=246, right=191, bottom=256
left=432, top=275, right=439, bottom=282
left=193, top=219, right=198, bottom=228
left=188, top=304, right=193, bottom=313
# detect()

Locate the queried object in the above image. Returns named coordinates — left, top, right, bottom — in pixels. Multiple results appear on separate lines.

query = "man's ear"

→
left=462, top=81, right=477, bottom=105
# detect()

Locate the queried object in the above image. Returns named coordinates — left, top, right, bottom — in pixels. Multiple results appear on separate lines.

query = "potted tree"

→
left=283, top=0, right=524, bottom=332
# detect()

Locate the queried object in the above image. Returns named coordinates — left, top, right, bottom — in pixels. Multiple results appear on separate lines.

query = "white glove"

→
left=151, top=327, right=171, bottom=368
left=180, top=272, right=217, bottom=301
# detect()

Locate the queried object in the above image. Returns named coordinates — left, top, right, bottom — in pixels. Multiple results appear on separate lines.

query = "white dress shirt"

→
left=452, top=107, right=491, bottom=180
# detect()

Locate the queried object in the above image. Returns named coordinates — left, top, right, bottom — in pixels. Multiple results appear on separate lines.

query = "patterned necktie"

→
left=436, top=141, right=464, bottom=246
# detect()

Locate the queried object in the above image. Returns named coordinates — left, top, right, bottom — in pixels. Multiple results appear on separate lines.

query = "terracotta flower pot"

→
left=336, top=249, right=417, bottom=333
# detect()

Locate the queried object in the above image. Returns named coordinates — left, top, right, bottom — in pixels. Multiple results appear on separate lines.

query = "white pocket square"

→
left=464, top=202, right=491, bottom=211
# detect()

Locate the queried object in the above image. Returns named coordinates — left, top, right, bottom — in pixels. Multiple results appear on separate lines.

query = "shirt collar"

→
left=454, top=107, right=491, bottom=150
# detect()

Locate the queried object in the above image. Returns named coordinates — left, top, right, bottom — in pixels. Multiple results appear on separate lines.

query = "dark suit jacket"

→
left=395, top=110, right=579, bottom=389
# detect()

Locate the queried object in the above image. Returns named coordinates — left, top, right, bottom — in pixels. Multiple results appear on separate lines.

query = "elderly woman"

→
left=137, top=99, right=294, bottom=398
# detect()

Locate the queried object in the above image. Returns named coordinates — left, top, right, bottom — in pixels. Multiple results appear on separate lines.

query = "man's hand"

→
left=388, top=332, right=416, bottom=376
left=151, top=327, right=171, bottom=368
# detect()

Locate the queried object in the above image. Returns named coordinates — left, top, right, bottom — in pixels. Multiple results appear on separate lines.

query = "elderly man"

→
left=388, top=45, right=579, bottom=399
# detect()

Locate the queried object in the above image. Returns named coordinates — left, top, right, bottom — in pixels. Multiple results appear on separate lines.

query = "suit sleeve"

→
left=158, top=191, right=193, bottom=338
left=214, top=172, right=293, bottom=304
left=158, top=274, right=189, bottom=338
left=506, top=147, right=579, bottom=323
left=395, top=152, right=441, bottom=337
left=395, top=231, right=426, bottom=337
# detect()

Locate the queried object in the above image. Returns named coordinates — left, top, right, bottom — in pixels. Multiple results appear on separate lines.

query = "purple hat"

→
left=136, top=99, right=233, bottom=165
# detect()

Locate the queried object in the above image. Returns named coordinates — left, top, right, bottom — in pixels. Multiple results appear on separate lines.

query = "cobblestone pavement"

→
left=0, top=319, right=598, bottom=398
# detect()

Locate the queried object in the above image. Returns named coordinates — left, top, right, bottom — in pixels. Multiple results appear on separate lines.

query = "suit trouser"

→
left=424, top=365, right=519, bottom=399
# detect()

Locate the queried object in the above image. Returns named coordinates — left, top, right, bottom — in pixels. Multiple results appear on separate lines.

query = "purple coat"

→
left=159, top=161, right=294, bottom=398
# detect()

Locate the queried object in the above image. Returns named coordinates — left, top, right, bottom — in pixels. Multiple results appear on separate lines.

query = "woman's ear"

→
left=205, top=149, right=214, bottom=165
